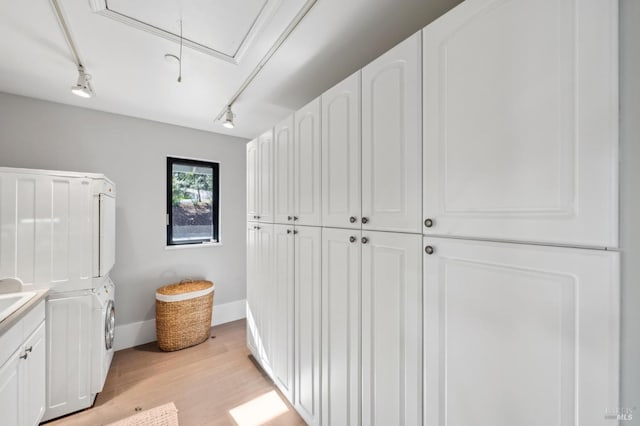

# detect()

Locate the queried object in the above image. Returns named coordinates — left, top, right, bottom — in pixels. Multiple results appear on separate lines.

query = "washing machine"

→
left=91, top=276, right=115, bottom=394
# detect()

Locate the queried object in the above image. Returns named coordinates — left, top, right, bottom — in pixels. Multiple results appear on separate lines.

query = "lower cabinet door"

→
left=322, top=228, right=361, bottom=426
left=272, top=224, right=295, bottom=400
left=0, top=349, right=20, bottom=426
left=294, top=226, right=322, bottom=425
left=423, top=237, right=620, bottom=426
left=258, top=224, right=275, bottom=375
left=362, top=231, right=422, bottom=426
left=246, top=223, right=260, bottom=357
left=22, top=321, right=46, bottom=426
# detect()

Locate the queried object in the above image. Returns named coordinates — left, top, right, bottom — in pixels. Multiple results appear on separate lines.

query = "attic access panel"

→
left=90, top=0, right=277, bottom=63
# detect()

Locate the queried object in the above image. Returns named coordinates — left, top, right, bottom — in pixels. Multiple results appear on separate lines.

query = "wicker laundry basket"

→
left=155, top=280, right=214, bottom=352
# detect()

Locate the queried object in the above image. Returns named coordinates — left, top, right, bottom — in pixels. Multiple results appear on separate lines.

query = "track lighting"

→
left=71, top=66, right=93, bottom=98
left=222, top=105, right=235, bottom=129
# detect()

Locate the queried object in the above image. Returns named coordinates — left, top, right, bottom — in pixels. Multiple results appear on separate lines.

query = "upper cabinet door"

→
left=362, top=32, right=422, bottom=234
left=422, top=0, right=618, bottom=247
left=274, top=116, right=295, bottom=224
left=247, top=140, right=259, bottom=222
left=362, top=231, right=422, bottom=426
left=423, top=237, right=619, bottom=426
left=294, top=98, right=322, bottom=227
left=257, top=129, right=275, bottom=223
left=322, top=72, right=362, bottom=230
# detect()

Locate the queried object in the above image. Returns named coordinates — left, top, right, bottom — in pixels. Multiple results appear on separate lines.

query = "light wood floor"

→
left=45, top=320, right=306, bottom=426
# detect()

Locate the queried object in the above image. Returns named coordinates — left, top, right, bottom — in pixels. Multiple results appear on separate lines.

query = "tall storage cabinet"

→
left=321, top=72, right=361, bottom=229
left=294, top=99, right=322, bottom=227
left=274, top=116, right=295, bottom=225
left=294, top=226, right=322, bottom=426
left=361, top=32, right=422, bottom=234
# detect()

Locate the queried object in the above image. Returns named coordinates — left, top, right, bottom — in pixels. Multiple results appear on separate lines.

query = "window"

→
left=167, top=157, right=220, bottom=245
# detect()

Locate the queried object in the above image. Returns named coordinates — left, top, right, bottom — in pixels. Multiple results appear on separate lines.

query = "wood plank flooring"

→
left=44, top=320, right=305, bottom=426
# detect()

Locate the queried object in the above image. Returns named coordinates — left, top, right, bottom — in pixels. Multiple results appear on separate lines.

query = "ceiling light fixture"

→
left=223, top=106, right=235, bottom=129
left=70, top=66, right=93, bottom=98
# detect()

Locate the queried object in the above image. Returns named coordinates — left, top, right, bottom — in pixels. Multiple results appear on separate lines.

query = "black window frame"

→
left=166, top=156, right=220, bottom=246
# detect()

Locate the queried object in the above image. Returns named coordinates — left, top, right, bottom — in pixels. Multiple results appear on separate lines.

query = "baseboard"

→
left=113, top=299, right=247, bottom=351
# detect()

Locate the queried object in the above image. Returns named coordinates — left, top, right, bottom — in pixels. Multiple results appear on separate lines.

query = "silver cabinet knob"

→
left=349, top=236, right=356, bottom=243
left=256, top=226, right=261, bottom=230
left=20, top=353, right=28, bottom=360
left=361, top=217, right=369, bottom=224
left=425, top=245, right=434, bottom=255
left=349, top=216, right=357, bottom=223
left=424, top=218, right=434, bottom=228
left=288, top=216, right=293, bottom=221
left=361, top=237, right=368, bottom=244
left=293, top=230, right=298, bottom=235
left=293, top=216, right=299, bottom=221
left=286, top=229, right=292, bottom=234
left=25, top=346, right=32, bottom=353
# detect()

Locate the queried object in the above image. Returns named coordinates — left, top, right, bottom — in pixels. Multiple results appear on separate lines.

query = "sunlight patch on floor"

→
left=229, top=390, right=289, bottom=426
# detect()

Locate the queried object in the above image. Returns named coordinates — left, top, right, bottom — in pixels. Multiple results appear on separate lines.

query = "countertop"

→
left=0, top=288, right=48, bottom=337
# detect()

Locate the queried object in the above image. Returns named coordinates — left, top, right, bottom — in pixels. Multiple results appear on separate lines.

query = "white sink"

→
left=0, top=291, right=36, bottom=323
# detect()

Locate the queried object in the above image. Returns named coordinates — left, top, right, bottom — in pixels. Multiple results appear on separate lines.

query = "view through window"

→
left=167, top=157, right=219, bottom=245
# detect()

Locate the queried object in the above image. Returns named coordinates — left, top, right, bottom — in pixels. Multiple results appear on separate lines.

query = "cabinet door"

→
left=257, top=224, right=274, bottom=375
left=294, top=98, right=322, bottom=227
left=246, top=140, right=259, bottom=222
left=22, top=321, right=46, bottom=426
left=423, top=237, right=620, bottom=426
left=258, top=129, right=275, bottom=223
left=322, top=72, right=362, bottom=229
left=422, top=0, right=618, bottom=247
left=0, top=349, right=20, bottom=426
left=362, top=33, right=422, bottom=234
left=274, top=116, right=295, bottom=225
left=246, top=223, right=260, bottom=357
left=294, top=226, right=321, bottom=425
left=362, top=231, right=422, bottom=426
left=321, top=228, right=361, bottom=426
left=272, top=224, right=295, bottom=400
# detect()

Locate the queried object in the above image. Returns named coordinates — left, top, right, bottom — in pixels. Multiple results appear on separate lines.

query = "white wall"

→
left=620, top=0, right=640, bottom=415
left=0, top=92, right=247, bottom=334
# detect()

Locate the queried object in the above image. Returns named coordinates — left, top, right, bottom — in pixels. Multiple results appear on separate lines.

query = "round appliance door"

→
left=105, top=300, right=115, bottom=350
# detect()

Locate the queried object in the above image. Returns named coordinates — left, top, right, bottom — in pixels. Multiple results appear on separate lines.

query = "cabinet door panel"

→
left=362, top=33, right=422, bottom=233
left=322, top=72, right=362, bottom=229
left=362, top=231, right=422, bottom=426
left=295, top=99, right=322, bottom=227
left=422, top=0, right=618, bottom=247
left=257, top=224, right=274, bottom=374
left=0, top=350, right=19, bottom=426
left=272, top=225, right=295, bottom=400
left=258, top=129, right=274, bottom=223
left=322, top=228, right=361, bottom=426
left=274, top=117, right=295, bottom=224
left=423, top=237, right=619, bottom=426
left=22, top=321, right=46, bottom=426
left=294, top=226, right=321, bottom=425
left=246, top=140, right=259, bottom=222
left=246, top=223, right=260, bottom=357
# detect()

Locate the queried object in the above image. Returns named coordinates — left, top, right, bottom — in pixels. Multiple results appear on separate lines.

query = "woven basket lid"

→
left=157, top=280, right=214, bottom=296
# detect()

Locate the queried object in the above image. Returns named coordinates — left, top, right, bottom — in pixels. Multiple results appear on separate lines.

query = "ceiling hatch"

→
left=89, top=0, right=280, bottom=64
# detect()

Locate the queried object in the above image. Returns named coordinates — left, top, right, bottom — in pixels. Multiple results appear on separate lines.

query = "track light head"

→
left=71, top=66, right=93, bottom=98
left=222, top=105, right=235, bottom=129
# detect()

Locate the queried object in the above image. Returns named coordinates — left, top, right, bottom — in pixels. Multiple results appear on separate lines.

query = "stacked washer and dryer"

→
left=0, top=167, right=117, bottom=421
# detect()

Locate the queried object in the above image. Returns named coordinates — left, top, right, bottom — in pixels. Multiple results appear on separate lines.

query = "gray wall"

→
left=0, top=92, right=247, bottom=326
left=620, top=0, right=640, bottom=418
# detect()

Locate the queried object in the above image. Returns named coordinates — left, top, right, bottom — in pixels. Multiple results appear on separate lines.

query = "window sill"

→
left=165, top=242, right=222, bottom=250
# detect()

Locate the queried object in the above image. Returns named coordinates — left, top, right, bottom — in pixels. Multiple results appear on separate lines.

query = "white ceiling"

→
left=0, top=0, right=461, bottom=139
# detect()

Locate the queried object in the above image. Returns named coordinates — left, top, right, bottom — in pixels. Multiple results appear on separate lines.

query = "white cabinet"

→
left=422, top=237, right=620, bottom=426
left=0, top=301, right=46, bottom=426
left=362, top=32, right=422, bottom=234
left=322, top=72, right=362, bottom=230
left=321, top=228, right=361, bottom=426
left=246, top=140, right=259, bottom=222
left=245, top=222, right=274, bottom=375
left=422, top=0, right=618, bottom=247
left=271, top=224, right=295, bottom=400
left=294, top=99, right=322, bottom=227
left=361, top=231, right=422, bottom=426
left=274, top=116, right=295, bottom=225
left=294, top=226, right=321, bottom=426
left=257, top=129, right=275, bottom=223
